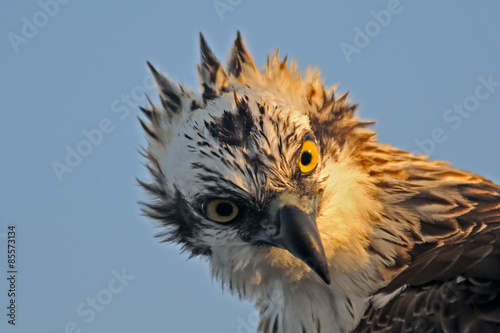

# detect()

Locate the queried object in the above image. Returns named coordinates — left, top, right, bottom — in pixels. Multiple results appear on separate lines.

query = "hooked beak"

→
left=257, top=201, right=331, bottom=285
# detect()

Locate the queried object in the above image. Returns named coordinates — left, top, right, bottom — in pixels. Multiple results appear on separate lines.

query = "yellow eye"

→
left=299, top=140, right=319, bottom=174
left=205, top=199, right=239, bottom=223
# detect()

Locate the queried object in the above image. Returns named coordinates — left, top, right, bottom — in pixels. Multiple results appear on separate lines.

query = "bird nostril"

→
left=262, top=224, right=279, bottom=236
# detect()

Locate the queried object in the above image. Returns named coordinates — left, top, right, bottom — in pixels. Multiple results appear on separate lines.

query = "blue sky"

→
left=1, top=1, right=499, bottom=332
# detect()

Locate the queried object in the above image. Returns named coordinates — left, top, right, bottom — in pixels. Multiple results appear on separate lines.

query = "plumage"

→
left=138, top=32, right=500, bottom=333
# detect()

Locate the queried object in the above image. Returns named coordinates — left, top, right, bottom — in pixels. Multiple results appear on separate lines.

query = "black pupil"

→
left=301, top=151, right=312, bottom=166
left=216, top=202, right=234, bottom=217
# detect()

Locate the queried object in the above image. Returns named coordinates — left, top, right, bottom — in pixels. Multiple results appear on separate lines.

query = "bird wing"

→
left=356, top=162, right=500, bottom=332
left=354, top=277, right=500, bottom=332
left=386, top=181, right=500, bottom=288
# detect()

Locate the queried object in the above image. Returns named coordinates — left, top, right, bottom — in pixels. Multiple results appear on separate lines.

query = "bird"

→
left=138, top=32, right=500, bottom=333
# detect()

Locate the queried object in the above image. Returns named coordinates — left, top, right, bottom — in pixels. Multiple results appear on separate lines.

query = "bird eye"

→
left=204, top=199, right=239, bottom=223
left=299, top=140, right=319, bottom=174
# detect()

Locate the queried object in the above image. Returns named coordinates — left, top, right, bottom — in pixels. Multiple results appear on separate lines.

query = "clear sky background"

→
left=1, top=1, right=499, bottom=332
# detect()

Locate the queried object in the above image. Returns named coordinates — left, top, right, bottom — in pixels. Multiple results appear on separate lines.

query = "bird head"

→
left=139, top=32, right=381, bottom=288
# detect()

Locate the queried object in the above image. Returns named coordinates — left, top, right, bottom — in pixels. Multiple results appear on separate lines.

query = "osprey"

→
left=138, top=32, right=500, bottom=332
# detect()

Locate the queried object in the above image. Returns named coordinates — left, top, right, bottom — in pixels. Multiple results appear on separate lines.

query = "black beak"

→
left=262, top=204, right=331, bottom=284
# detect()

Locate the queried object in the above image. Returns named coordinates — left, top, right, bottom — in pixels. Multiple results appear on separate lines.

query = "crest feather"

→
left=139, top=33, right=367, bottom=168
left=147, top=61, right=182, bottom=114
left=198, top=33, right=228, bottom=101
left=226, top=30, right=256, bottom=78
